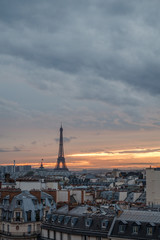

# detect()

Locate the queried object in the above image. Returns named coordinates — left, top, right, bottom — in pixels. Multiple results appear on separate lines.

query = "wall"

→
left=133, top=192, right=141, bottom=202
left=45, top=181, right=59, bottom=190
left=146, top=168, right=160, bottom=206
left=119, top=191, right=127, bottom=201
left=41, top=229, right=109, bottom=240
left=16, top=181, right=41, bottom=191
left=0, top=221, right=41, bottom=235
left=57, top=190, right=69, bottom=202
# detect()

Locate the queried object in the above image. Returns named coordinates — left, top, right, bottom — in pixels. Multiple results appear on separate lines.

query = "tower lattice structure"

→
left=54, top=125, right=69, bottom=171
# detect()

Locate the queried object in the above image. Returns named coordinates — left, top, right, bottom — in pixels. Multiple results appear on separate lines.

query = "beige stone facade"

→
left=146, top=167, right=160, bottom=206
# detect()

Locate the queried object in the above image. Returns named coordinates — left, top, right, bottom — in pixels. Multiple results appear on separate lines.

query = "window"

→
left=26, top=211, right=32, bottom=221
left=47, top=229, right=50, bottom=239
left=7, top=225, right=9, bottom=233
left=119, top=224, right=126, bottom=233
left=42, top=199, right=45, bottom=206
left=64, top=216, right=71, bottom=225
left=32, top=199, right=37, bottom=205
left=3, top=211, right=6, bottom=220
left=83, top=237, right=88, bottom=240
left=3, top=199, right=9, bottom=205
left=45, top=211, right=48, bottom=217
left=37, top=224, right=41, bottom=232
left=35, top=210, right=40, bottom=221
left=8, top=212, right=11, bottom=221
left=85, top=218, right=92, bottom=227
left=52, top=214, right=57, bottom=222
left=101, top=220, right=108, bottom=229
left=15, top=212, right=20, bottom=221
left=54, top=231, right=56, bottom=239
left=58, top=215, right=64, bottom=223
left=28, top=225, right=31, bottom=234
left=71, top=217, right=78, bottom=227
left=132, top=225, right=139, bottom=234
left=147, top=227, right=153, bottom=236
left=17, top=200, right=22, bottom=206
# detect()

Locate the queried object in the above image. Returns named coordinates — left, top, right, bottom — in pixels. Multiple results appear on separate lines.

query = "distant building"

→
left=15, top=178, right=59, bottom=191
left=0, top=165, right=32, bottom=176
left=146, top=167, right=160, bottom=206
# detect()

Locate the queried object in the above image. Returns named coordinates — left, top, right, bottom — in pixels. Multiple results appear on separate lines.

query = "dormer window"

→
left=32, top=199, right=37, bottom=205
left=17, top=200, right=22, bottom=206
left=118, top=221, right=127, bottom=233
left=132, top=225, right=139, bottom=234
left=101, top=220, right=108, bottom=229
left=64, top=216, right=71, bottom=225
left=52, top=215, right=57, bottom=223
left=35, top=210, right=40, bottom=221
left=3, top=199, right=9, bottom=205
left=85, top=218, right=92, bottom=227
left=147, top=227, right=153, bottom=236
left=147, top=222, right=155, bottom=236
left=119, top=224, right=126, bottom=233
left=132, top=221, right=141, bottom=234
left=42, top=199, right=45, bottom=206
left=45, top=215, right=51, bottom=222
left=71, top=217, right=78, bottom=227
left=58, top=215, right=64, bottom=224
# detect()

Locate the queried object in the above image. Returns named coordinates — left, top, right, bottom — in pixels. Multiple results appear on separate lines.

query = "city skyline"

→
left=1, top=1, right=160, bottom=170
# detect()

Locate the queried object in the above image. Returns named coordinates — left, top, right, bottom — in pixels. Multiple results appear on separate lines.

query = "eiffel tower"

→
left=54, top=125, right=69, bottom=171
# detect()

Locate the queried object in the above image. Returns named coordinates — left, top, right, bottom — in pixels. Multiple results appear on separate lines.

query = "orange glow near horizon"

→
left=68, top=148, right=160, bottom=159
left=1, top=147, right=160, bottom=170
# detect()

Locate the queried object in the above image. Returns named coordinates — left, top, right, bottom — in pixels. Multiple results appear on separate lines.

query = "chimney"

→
left=13, top=160, right=15, bottom=173
left=30, top=190, right=41, bottom=203
left=5, top=173, right=10, bottom=183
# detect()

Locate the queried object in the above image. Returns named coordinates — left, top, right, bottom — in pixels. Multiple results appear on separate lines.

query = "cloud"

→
left=54, top=136, right=77, bottom=143
left=0, top=0, right=160, bottom=96
left=119, top=148, right=160, bottom=154
left=0, top=146, right=23, bottom=152
left=0, top=0, right=160, bottom=168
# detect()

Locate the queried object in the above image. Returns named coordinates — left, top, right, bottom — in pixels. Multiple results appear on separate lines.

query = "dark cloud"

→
left=54, top=137, right=77, bottom=143
left=31, top=141, right=37, bottom=145
left=0, top=0, right=160, bottom=134
left=0, top=0, right=160, bottom=95
left=0, top=146, right=23, bottom=152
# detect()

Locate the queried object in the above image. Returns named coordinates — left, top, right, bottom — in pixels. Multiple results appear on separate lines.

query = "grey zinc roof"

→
left=56, top=205, right=69, bottom=214
left=69, top=205, right=98, bottom=216
left=118, top=210, right=160, bottom=223
left=2, top=190, right=55, bottom=222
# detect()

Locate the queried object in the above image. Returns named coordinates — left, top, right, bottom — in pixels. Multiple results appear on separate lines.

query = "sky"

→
left=1, top=0, right=160, bottom=170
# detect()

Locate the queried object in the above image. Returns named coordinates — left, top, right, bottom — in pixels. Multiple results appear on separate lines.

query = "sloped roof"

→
left=118, top=210, right=160, bottom=223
